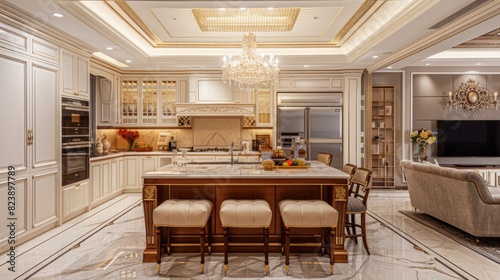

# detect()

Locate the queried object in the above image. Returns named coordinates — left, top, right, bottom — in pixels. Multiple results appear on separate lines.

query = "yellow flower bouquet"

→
left=410, top=128, right=437, bottom=161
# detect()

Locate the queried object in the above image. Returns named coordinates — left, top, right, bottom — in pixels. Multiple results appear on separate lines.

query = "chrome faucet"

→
left=230, top=142, right=234, bottom=165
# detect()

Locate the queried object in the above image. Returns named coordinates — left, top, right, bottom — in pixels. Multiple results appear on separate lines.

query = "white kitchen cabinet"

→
left=31, top=170, right=58, bottom=234
left=0, top=38, right=59, bottom=252
left=118, top=158, right=125, bottom=189
left=90, top=163, right=101, bottom=203
left=158, top=156, right=172, bottom=168
left=124, top=156, right=139, bottom=191
left=61, top=48, right=89, bottom=99
left=62, top=181, right=89, bottom=222
left=121, top=78, right=188, bottom=127
left=90, top=157, right=123, bottom=207
left=0, top=174, right=28, bottom=251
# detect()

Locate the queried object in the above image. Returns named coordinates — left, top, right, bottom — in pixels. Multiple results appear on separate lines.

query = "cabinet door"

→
left=63, top=181, right=88, bottom=219
left=0, top=175, right=28, bottom=245
left=140, top=156, right=157, bottom=173
left=32, top=170, right=58, bottom=231
left=90, top=163, right=101, bottom=202
left=121, top=80, right=139, bottom=124
left=101, top=161, right=110, bottom=196
left=76, top=56, right=89, bottom=98
left=141, top=80, right=159, bottom=125
left=0, top=53, right=28, bottom=175
left=124, top=157, right=139, bottom=190
left=61, top=50, right=75, bottom=96
left=110, top=159, right=118, bottom=192
left=32, top=61, right=58, bottom=171
left=255, top=86, right=272, bottom=127
left=118, top=158, right=125, bottom=189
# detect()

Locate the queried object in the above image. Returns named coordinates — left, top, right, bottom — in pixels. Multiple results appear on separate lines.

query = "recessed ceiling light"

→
left=267, top=7, right=274, bottom=10
left=372, top=55, right=379, bottom=59
left=240, top=7, right=247, bottom=10
left=219, top=8, right=226, bottom=11
left=425, top=63, right=430, bottom=66
left=52, top=13, right=64, bottom=18
left=387, top=66, right=393, bottom=69
left=125, top=60, right=132, bottom=63
left=106, top=47, right=113, bottom=50
left=476, top=63, right=482, bottom=65
left=304, top=65, right=309, bottom=68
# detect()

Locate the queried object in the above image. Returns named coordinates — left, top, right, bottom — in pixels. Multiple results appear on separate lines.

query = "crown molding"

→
left=367, top=1, right=500, bottom=73
left=0, top=1, right=95, bottom=56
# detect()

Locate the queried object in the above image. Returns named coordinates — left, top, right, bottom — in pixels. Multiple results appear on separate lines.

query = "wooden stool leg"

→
left=208, top=216, right=212, bottom=255
left=285, top=227, right=291, bottom=275
left=280, top=219, right=285, bottom=255
left=223, top=227, right=229, bottom=274
left=156, top=227, right=161, bottom=273
left=200, top=227, right=205, bottom=274
left=351, top=214, right=358, bottom=244
left=329, top=227, right=335, bottom=275
left=321, top=228, right=326, bottom=255
left=361, top=213, right=370, bottom=255
left=264, top=227, right=269, bottom=274
left=166, top=227, right=171, bottom=255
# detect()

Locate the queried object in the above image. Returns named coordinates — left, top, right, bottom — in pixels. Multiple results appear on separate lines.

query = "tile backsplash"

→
left=97, top=117, right=272, bottom=151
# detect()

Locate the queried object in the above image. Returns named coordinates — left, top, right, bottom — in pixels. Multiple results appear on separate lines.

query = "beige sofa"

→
left=400, top=160, right=500, bottom=237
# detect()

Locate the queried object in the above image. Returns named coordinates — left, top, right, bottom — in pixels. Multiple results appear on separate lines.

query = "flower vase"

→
left=419, top=146, right=427, bottom=162
left=128, top=139, right=135, bottom=151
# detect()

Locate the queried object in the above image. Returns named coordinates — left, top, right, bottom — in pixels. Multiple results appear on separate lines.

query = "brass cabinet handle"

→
left=75, top=92, right=79, bottom=96
left=27, top=130, right=33, bottom=145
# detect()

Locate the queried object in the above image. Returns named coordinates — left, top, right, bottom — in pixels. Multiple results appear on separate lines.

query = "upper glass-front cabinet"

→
left=121, top=78, right=188, bottom=127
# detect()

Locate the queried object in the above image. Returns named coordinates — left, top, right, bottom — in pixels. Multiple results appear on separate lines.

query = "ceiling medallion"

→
left=447, top=79, right=497, bottom=110
left=222, top=33, right=279, bottom=91
left=192, top=8, right=300, bottom=32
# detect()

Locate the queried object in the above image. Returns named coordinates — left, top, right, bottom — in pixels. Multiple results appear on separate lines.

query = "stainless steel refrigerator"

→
left=277, top=92, right=343, bottom=169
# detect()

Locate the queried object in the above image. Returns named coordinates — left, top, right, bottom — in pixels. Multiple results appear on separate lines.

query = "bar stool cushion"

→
left=347, top=197, right=366, bottom=213
left=153, top=199, right=213, bottom=227
left=279, top=200, right=338, bottom=228
left=220, top=199, right=272, bottom=228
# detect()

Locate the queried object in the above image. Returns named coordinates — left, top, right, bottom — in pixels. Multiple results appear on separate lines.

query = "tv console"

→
left=435, top=157, right=500, bottom=167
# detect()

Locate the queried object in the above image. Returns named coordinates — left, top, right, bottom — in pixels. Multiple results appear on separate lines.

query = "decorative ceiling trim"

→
left=112, top=0, right=163, bottom=45
left=192, top=8, right=300, bottom=32
left=332, top=0, right=380, bottom=45
left=454, top=28, right=500, bottom=48
left=104, top=0, right=372, bottom=48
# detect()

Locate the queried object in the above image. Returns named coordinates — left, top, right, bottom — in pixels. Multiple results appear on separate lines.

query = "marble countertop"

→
left=89, top=151, right=260, bottom=162
left=143, top=161, right=349, bottom=179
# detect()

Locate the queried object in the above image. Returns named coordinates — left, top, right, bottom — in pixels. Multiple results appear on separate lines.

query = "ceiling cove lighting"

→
left=447, top=78, right=497, bottom=110
left=221, top=33, right=279, bottom=91
left=192, top=7, right=300, bottom=32
left=52, top=13, right=64, bottom=18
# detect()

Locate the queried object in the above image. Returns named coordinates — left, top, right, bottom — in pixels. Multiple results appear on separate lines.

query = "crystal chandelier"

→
left=222, top=33, right=279, bottom=91
left=447, top=79, right=497, bottom=110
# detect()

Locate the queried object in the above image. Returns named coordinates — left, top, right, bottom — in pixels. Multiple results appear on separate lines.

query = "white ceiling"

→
left=4, top=0, right=500, bottom=72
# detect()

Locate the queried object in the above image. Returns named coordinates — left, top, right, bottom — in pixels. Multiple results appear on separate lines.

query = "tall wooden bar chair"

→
left=344, top=167, right=373, bottom=254
left=342, top=163, right=357, bottom=195
left=316, top=152, right=333, bottom=166
left=153, top=199, right=213, bottom=274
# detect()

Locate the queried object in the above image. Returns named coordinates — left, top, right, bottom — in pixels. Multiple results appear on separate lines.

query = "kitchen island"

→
left=141, top=161, right=350, bottom=263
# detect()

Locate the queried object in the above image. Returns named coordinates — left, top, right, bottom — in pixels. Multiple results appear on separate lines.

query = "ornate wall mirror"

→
left=447, top=78, right=497, bottom=110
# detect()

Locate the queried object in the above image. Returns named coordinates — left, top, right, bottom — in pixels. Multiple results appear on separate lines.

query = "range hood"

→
left=175, top=103, right=255, bottom=116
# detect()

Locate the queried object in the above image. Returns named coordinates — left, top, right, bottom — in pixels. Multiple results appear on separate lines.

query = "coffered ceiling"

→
left=3, top=0, right=500, bottom=72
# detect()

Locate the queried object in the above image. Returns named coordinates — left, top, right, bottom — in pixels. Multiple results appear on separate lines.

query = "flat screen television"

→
left=437, top=120, right=500, bottom=157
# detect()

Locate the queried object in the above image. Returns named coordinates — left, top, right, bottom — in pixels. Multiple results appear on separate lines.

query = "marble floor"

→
left=1, top=190, right=498, bottom=280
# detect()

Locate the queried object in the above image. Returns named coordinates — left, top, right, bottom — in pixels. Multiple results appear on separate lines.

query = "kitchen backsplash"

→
left=96, top=118, right=272, bottom=151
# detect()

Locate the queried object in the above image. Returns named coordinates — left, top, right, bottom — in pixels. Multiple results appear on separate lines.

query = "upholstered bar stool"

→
left=279, top=200, right=338, bottom=275
left=219, top=199, right=272, bottom=275
left=153, top=199, right=213, bottom=274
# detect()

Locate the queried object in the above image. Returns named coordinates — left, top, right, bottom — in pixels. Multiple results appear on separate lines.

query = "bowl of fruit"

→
left=271, top=147, right=287, bottom=164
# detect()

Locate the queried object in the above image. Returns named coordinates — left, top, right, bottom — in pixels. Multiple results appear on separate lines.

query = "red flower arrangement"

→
left=118, top=129, right=139, bottom=150
left=118, top=129, right=139, bottom=141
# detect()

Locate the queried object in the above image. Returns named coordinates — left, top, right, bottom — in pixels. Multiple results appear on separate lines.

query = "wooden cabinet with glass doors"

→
left=370, top=85, right=395, bottom=188
left=121, top=78, right=190, bottom=127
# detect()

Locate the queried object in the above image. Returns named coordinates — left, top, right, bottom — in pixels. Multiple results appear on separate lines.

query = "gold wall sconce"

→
left=447, top=79, right=497, bottom=110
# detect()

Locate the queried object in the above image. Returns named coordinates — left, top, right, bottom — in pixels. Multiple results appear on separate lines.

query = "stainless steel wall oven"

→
left=62, top=97, right=90, bottom=186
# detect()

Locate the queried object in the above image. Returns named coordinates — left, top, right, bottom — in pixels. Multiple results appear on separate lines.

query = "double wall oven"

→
left=62, top=97, right=91, bottom=186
